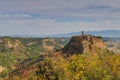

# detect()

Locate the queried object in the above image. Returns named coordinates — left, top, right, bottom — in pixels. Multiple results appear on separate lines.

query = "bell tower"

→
left=82, top=31, right=84, bottom=36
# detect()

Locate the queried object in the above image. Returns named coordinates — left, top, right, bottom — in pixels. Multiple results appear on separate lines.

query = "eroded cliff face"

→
left=62, top=35, right=106, bottom=55
left=42, top=39, right=55, bottom=51
left=0, top=65, right=5, bottom=73
left=0, top=38, right=26, bottom=53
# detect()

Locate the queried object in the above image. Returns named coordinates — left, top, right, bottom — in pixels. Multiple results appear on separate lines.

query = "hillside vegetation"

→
left=0, top=36, right=120, bottom=80
left=0, top=37, right=69, bottom=79
left=8, top=51, right=120, bottom=80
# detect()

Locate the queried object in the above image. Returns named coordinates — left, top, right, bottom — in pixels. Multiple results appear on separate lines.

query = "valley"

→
left=0, top=36, right=120, bottom=80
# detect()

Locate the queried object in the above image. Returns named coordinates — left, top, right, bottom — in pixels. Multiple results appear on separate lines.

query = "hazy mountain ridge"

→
left=51, top=30, right=120, bottom=38
left=1, top=30, right=120, bottom=38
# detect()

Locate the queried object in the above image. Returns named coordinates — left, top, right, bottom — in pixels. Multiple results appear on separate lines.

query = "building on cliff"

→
left=62, top=32, right=106, bottom=55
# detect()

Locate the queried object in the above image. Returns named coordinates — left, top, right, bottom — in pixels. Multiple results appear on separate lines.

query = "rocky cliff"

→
left=62, top=34, right=106, bottom=55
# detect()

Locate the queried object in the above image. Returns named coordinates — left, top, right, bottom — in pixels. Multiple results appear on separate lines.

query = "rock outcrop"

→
left=0, top=38, right=26, bottom=53
left=42, top=39, right=56, bottom=51
left=0, top=65, right=5, bottom=73
left=62, top=34, right=106, bottom=55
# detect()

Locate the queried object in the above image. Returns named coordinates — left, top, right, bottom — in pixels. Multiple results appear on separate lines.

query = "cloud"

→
left=0, top=18, right=120, bottom=35
left=0, top=0, right=120, bottom=20
left=0, top=0, right=120, bottom=35
left=0, top=14, right=31, bottom=19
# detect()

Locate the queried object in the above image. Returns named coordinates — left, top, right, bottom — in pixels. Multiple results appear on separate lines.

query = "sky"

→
left=0, top=0, right=120, bottom=35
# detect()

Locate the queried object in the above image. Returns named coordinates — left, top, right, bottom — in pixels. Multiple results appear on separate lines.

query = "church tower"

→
left=82, top=31, right=84, bottom=36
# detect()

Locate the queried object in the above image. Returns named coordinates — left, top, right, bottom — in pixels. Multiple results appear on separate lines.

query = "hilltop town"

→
left=62, top=31, right=106, bottom=55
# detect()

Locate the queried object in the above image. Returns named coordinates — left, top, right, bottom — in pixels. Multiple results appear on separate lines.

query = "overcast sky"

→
left=0, top=0, right=120, bottom=35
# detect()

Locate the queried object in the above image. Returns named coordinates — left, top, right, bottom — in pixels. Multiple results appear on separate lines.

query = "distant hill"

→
left=1, top=30, right=120, bottom=38
left=49, top=30, right=120, bottom=38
